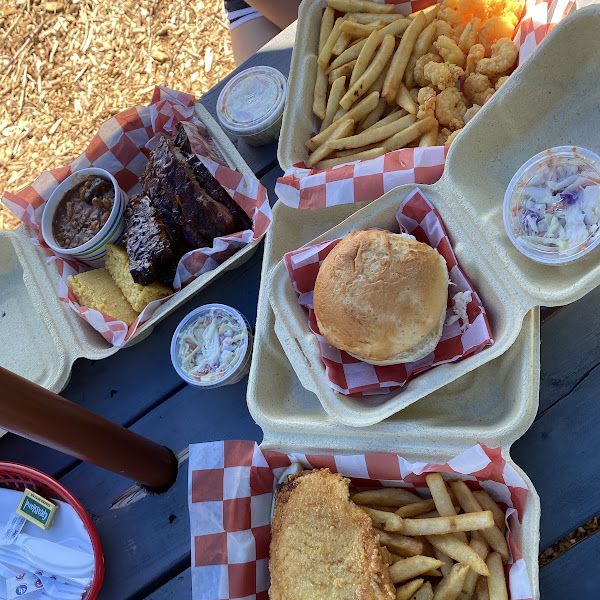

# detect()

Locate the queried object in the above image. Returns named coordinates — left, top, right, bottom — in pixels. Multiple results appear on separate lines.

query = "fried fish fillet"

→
left=269, top=469, right=395, bottom=600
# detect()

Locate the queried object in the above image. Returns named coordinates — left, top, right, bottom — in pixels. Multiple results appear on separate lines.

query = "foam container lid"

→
left=0, top=103, right=260, bottom=394
left=266, top=5, right=600, bottom=427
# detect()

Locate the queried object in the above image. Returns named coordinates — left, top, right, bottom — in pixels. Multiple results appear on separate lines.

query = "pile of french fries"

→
left=352, top=473, right=512, bottom=600
left=307, top=0, right=521, bottom=170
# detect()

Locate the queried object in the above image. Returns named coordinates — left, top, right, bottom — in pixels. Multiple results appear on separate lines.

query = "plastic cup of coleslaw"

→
left=170, top=304, right=253, bottom=389
left=503, top=146, right=600, bottom=265
left=216, top=66, right=287, bottom=147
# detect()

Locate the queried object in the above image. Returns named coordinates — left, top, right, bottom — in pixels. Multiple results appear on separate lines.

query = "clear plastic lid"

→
left=170, top=304, right=252, bottom=389
left=216, top=66, right=287, bottom=135
left=503, top=146, right=600, bottom=265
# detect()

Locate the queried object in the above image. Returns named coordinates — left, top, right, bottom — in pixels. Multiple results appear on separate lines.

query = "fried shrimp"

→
left=433, top=35, right=466, bottom=68
left=414, top=53, right=443, bottom=87
left=458, top=0, right=487, bottom=20
left=465, top=43, right=485, bottom=77
left=445, top=129, right=462, bottom=146
left=463, top=72, right=495, bottom=106
left=476, top=38, right=518, bottom=76
left=458, top=17, right=481, bottom=53
left=495, top=75, right=510, bottom=90
left=424, top=61, right=465, bottom=90
left=438, top=0, right=466, bottom=28
left=435, top=87, right=467, bottom=130
left=464, top=103, right=482, bottom=123
left=478, top=16, right=515, bottom=54
left=417, top=86, right=437, bottom=119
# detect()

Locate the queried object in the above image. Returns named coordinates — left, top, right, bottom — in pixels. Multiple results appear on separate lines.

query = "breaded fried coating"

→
left=269, top=469, right=395, bottom=600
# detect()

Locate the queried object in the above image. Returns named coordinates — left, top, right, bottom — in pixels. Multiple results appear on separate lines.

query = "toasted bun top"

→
left=313, top=230, right=448, bottom=363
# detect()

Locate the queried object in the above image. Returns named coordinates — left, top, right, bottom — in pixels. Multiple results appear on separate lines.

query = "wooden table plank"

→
left=537, top=286, right=600, bottom=414
left=511, top=355, right=600, bottom=548
left=145, top=568, right=191, bottom=600
left=198, top=24, right=296, bottom=178
left=59, top=382, right=262, bottom=600
left=539, top=531, right=600, bottom=598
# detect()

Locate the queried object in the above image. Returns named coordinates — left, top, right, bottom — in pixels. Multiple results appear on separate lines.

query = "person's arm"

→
left=243, top=0, right=302, bottom=30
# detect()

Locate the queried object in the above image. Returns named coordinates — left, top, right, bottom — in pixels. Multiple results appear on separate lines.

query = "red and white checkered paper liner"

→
left=188, top=440, right=533, bottom=600
left=1, top=86, right=272, bottom=347
left=283, top=188, right=493, bottom=396
left=274, top=0, right=575, bottom=210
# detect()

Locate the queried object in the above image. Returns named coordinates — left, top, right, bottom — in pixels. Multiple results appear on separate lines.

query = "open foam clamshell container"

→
left=267, top=5, right=600, bottom=427
left=0, top=104, right=260, bottom=394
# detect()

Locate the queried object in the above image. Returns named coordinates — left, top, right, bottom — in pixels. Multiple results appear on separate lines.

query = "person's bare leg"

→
left=230, top=17, right=282, bottom=66
left=244, top=0, right=302, bottom=29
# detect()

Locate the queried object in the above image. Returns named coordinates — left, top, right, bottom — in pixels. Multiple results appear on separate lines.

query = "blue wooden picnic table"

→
left=1, top=18, right=599, bottom=600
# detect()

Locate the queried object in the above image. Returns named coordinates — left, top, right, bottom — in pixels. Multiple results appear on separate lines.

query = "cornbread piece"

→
left=68, top=268, right=139, bottom=326
left=105, top=244, right=172, bottom=313
left=124, top=194, right=178, bottom=286
left=270, top=469, right=395, bottom=600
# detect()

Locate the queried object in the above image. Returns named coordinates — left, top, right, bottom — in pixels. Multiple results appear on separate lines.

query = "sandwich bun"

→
left=313, top=230, right=448, bottom=365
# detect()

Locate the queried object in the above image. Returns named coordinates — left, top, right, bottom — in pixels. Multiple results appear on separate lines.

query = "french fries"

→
left=349, top=30, right=382, bottom=87
left=395, top=579, right=425, bottom=600
left=382, top=11, right=426, bottom=103
left=341, top=34, right=396, bottom=109
left=432, top=563, right=469, bottom=600
left=306, top=118, right=354, bottom=168
left=414, top=582, right=434, bottom=600
left=330, top=114, right=417, bottom=151
left=462, top=539, right=489, bottom=598
left=486, top=552, right=509, bottom=600
left=306, top=91, right=379, bottom=151
left=377, top=529, right=425, bottom=558
left=396, top=82, right=417, bottom=115
left=384, top=116, right=437, bottom=151
left=395, top=499, right=436, bottom=518
left=473, top=490, right=507, bottom=533
left=352, top=487, right=422, bottom=507
left=327, top=0, right=395, bottom=14
left=321, top=76, right=347, bottom=132
left=361, top=506, right=404, bottom=531
left=449, top=481, right=510, bottom=563
left=348, top=475, right=513, bottom=600
left=426, top=473, right=468, bottom=544
left=313, top=7, right=335, bottom=120
left=389, top=556, right=445, bottom=584
left=306, top=0, right=521, bottom=168
left=426, top=534, right=490, bottom=576
left=328, top=39, right=367, bottom=71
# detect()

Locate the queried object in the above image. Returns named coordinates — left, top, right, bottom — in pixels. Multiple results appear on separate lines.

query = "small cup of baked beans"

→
left=41, top=168, right=128, bottom=267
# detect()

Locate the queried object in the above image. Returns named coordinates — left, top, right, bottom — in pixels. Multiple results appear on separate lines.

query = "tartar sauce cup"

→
left=40, top=167, right=127, bottom=267
left=170, top=304, right=253, bottom=389
left=216, top=66, right=287, bottom=147
left=503, top=146, right=600, bottom=265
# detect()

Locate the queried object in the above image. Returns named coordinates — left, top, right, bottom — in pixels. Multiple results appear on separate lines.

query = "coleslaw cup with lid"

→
left=170, top=304, right=253, bottom=389
left=216, top=66, right=287, bottom=147
left=503, top=146, right=600, bottom=265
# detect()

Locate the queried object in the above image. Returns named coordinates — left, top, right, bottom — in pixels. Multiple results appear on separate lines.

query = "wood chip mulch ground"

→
left=0, top=0, right=235, bottom=230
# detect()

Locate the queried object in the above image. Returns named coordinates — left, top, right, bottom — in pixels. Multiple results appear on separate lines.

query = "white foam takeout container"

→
left=268, top=6, right=600, bottom=427
left=0, top=104, right=261, bottom=394
left=248, top=8, right=600, bottom=597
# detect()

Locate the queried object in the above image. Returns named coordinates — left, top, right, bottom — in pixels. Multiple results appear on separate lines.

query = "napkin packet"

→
left=0, top=489, right=94, bottom=600
left=188, top=441, right=533, bottom=600
left=1, top=87, right=273, bottom=347
left=274, top=0, right=575, bottom=210
left=283, top=188, right=493, bottom=396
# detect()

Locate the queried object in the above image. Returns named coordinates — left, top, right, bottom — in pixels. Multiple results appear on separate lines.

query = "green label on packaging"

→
left=16, top=489, right=57, bottom=530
